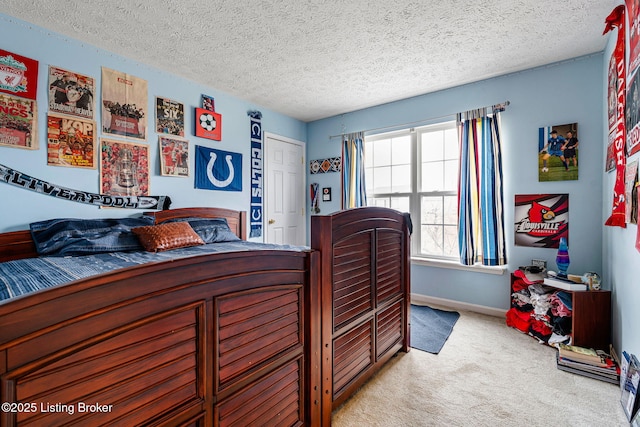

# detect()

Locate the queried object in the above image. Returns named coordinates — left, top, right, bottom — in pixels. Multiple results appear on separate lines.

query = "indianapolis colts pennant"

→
left=194, top=145, right=242, bottom=191
left=248, top=110, right=263, bottom=238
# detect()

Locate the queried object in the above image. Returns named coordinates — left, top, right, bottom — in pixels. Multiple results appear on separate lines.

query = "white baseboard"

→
left=410, top=293, right=507, bottom=318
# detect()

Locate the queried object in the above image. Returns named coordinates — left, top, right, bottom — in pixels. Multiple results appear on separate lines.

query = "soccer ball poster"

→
left=195, top=107, right=221, bottom=140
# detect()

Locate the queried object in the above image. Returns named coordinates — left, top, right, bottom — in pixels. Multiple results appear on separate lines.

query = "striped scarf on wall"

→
left=457, top=109, right=506, bottom=266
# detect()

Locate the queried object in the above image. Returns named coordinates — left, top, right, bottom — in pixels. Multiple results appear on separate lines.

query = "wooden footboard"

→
left=0, top=207, right=321, bottom=426
left=0, top=250, right=320, bottom=426
left=311, top=207, right=411, bottom=426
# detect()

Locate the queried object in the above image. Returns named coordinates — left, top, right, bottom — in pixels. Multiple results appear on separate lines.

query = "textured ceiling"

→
left=2, top=0, right=618, bottom=122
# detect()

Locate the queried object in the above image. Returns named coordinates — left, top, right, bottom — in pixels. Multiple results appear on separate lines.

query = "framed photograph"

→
left=48, top=66, right=95, bottom=119
left=100, top=138, right=150, bottom=197
left=0, top=93, right=37, bottom=149
left=201, top=94, right=215, bottom=111
left=628, top=69, right=640, bottom=157
left=101, top=67, right=147, bottom=140
left=155, top=96, right=184, bottom=136
left=159, top=135, right=189, bottom=177
left=514, top=194, right=569, bottom=248
left=47, top=114, right=96, bottom=168
left=538, top=123, right=579, bottom=181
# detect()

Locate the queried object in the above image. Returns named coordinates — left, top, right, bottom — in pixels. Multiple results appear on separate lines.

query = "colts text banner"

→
left=194, top=145, right=242, bottom=191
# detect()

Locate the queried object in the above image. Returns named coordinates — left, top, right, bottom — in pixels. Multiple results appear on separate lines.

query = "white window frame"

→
left=365, top=121, right=458, bottom=261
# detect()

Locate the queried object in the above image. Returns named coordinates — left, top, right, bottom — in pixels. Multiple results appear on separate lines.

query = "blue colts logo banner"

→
left=194, top=145, right=242, bottom=191
left=248, top=111, right=263, bottom=238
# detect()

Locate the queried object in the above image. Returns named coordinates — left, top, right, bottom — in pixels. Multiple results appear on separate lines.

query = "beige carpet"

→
left=332, top=308, right=629, bottom=426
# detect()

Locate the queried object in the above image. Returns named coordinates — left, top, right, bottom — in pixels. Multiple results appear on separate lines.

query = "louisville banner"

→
left=514, top=194, right=568, bottom=248
left=248, top=111, right=263, bottom=238
left=603, top=5, right=628, bottom=228
left=0, top=163, right=171, bottom=210
left=194, top=145, right=242, bottom=191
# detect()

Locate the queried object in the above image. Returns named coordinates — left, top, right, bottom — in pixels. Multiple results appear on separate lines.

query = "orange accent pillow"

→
left=132, top=221, right=205, bottom=252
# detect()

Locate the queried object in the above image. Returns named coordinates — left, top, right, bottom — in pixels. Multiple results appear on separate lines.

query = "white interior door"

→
left=264, top=133, right=306, bottom=246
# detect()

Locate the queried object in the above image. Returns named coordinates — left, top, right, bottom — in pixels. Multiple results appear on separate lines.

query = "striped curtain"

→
left=457, top=108, right=506, bottom=266
left=342, top=132, right=367, bottom=208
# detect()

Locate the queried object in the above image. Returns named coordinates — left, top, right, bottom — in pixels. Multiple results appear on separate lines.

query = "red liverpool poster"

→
left=0, top=49, right=38, bottom=100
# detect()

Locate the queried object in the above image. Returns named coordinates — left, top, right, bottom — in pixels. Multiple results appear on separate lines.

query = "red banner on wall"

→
left=0, top=49, right=38, bottom=100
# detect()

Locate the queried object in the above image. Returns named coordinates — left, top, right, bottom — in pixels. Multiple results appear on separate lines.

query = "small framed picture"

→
left=159, top=135, right=189, bottom=177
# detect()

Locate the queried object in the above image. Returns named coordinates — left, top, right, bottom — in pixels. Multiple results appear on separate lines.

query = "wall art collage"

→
left=0, top=48, right=251, bottom=211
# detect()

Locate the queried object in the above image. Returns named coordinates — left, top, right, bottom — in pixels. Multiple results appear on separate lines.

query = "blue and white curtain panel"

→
left=194, top=145, right=242, bottom=191
left=457, top=109, right=507, bottom=266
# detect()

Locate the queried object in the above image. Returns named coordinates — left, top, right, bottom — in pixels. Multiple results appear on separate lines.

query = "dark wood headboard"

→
left=0, top=207, right=248, bottom=263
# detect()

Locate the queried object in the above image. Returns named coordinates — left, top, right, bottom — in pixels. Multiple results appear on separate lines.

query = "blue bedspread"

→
left=0, top=241, right=307, bottom=302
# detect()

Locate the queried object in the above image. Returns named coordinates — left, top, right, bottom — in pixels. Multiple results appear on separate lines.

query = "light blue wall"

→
left=308, top=54, right=605, bottom=311
left=602, top=28, right=640, bottom=358
left=0, top=14, right=306, bottom=233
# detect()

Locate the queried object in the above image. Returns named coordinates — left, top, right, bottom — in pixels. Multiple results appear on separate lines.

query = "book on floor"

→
left=558, top=344, right=613, bottom=367
left=621, top=353, right=640, bottom=422
left=556, top=352, right=619, bottom=384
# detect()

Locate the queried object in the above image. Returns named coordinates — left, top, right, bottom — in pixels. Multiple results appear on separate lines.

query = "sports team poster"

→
left=47, top=114, right=96, bottom=168
left=514, top=194, right=569, bottom=248
left=155, top=97, right=184, bottom=136
left=194, top=145, right=242, bottom=191
left=100, top=139, right=150, bottom=197
left=0, top=93, right=37, bottom=149
left=0, top=49, right=38, bottom=100
left=48, top=66, right=95, bottom=119
left=101, top=67, right=147, bottom=140
left=537, top=123, right=579, bottom=182
left=159, top=135, right=189, bottom=177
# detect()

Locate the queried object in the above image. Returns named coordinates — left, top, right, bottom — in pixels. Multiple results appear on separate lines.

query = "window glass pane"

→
left=365, top=140, right=374, bottom=168
left=421, top=225, right=443, bottom=256
left=443, top=159, right=458, bottom=191
left=443, top=195, right=458, bottom=224
left=369, top=197, right=389, bottom=208
left=443, top=225, right=459, bottom=257
left=421, top=162, right=443, bottom=191
left=392, top=135, right=411, bottom=165
left=444, top=128, right=458, bottom=160
left=391, top=164, right=411, bottom=193
left=421, top=131, right=444, bottom=162
left=373, top=166, right=391, bottom=193
left=373, top=138, right=391, bottom=167
left=391, top=197, right=410, bottom=213
left=365, top=168, right=373, bottom=193
left=421, top=196, right=442, bottom=224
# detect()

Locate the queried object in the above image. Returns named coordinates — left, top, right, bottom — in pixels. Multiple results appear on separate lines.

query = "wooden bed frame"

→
left=0, top=206, right=410, bottom=426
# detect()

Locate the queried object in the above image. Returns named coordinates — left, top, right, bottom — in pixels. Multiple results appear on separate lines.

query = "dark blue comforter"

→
left=0, top=241, right=307, bottom=302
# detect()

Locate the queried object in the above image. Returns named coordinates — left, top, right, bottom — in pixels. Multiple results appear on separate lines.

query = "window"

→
left=365, top=122, right=459, bottom=259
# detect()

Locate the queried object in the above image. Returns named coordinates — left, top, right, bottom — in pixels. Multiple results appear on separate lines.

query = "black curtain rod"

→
left=329, top=100, right=510, bottom=139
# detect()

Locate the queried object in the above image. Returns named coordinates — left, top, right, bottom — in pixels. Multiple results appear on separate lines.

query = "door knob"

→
left=268, top=219, right=275, bottom=224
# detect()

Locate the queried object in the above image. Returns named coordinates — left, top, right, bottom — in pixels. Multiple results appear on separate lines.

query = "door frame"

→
left=263, top=132, right=307, bottom=244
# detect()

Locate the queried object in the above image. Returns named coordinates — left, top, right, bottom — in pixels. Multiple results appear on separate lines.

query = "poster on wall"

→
left=606, top=130, right=617, bottom=172
left=0, top=93, right=37, bottom=149
left=194, top=145, right=242, bottom=191
left=159, top=135, right=189, bottom=177
left=100, top=138, right=150, bottom=198
left=627, top=69, right=640, bottom=157
left=628, top=0, right=640, bottom=74
left=608, top=54, right=619, bottom=133
left=155, top=97, right=184, bottom=136
left=194, top=107, right=222, bottom=141
left=538, top=123, right=579, bottom=181
left=47, top=114, right=96, bottom=168
left=101, top=67, right=147, bottom=140
left=626, top=160, right=639, bottom=224
left=48, top=66, right=95, bottom=119
left=514, top=194, right=569, bottom=248
left=0, top=49, right=38, bottom=100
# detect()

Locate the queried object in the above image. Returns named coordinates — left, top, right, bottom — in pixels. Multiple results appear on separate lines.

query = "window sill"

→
left=410, top=257, right=506, bottom=275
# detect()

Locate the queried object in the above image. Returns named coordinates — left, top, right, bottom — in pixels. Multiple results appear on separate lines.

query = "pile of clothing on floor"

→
left=506, top=270, right=573, bottom=345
